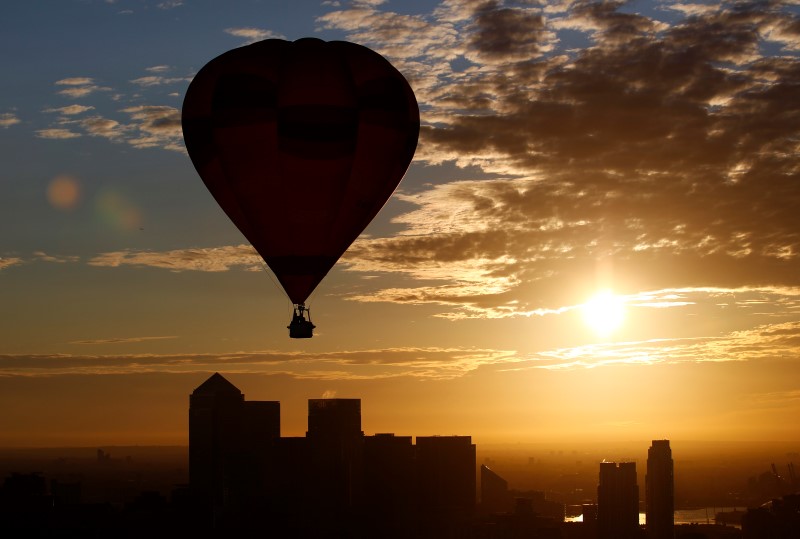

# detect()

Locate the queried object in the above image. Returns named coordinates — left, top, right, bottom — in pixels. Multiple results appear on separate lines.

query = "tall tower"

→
left=646, top=440, right=674, bottom=539
left=189, top=372, right=246, bottom=512
left=597, top=461, right=639, bottom=539
left=189, top=373, right=279, bottom=520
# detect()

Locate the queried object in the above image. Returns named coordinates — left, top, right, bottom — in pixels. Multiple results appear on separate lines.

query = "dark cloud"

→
left=467, top=1, right=549, bottom=62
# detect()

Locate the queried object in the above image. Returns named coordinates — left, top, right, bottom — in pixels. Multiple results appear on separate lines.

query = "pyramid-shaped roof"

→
left=192, top=372, right=242, bottom=396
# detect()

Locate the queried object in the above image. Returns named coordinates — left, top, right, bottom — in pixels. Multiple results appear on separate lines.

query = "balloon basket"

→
left=288, top=304, right=315, bottom=339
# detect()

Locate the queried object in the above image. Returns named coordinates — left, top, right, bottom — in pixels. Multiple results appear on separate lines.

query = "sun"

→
left=582, top=290, right=625, bottom=338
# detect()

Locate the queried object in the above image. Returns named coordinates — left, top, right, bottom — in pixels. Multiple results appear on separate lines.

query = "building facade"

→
left=598, top=461, right=640, bottom=539
left=646, top=439, right=674, bottom=539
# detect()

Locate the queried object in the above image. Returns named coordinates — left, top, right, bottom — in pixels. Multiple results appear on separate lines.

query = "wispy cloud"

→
left=157, top=0, right=183, bottom=8
left=40, top=105, right=184, bottom=152
left=224, top=27, right=285, bottom=44
left=55, top=77, right=111, bottom=98
left=0, top=112, right=20, bottom=128
left=119, top=105, right=183, bottom=150
left=36, top=128, right=81, bottom=139
left=55, top=77, right=94, bottom=86
left=0, top=257, right=23, bottom=270
left=525, top=320, right=800, bottom=370
left=69, top=336, right=178, bottom=345
left=4, top=316, right=800, bottom=377
left=88, top=245, right=263, bottom=272
left=130, top=75, right=189, bottom=87
left=33, top=252, right=80, bottom=263
left=42, top=105, right=95, bottom=115
left=0, top=346, right=516, bottom=379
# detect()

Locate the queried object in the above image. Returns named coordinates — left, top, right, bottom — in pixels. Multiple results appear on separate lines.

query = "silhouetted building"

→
left=598, top=461, right=640, bottom=539
left=188, top=372, right=279, bottom=525
left=188, top=373, right=477, bottom=537
left=306, top=398, right=365, bottom=536
left=742, top=493, right=800, bottom=539
left=481, top=464, right=512, bottom=514
left=416, top=435, right=476, bottom=536
left=646, top=439, right=674, bottom=539
left=307, top=398, right=363, bottom=439
left=363, top=433, right=416, bottom=538
left=416, top=436, right=476, bottom=514
left=582, top=503, right=599, bottom=538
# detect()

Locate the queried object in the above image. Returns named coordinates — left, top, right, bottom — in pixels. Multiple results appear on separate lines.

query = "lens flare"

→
left=47, top=175, right=81, bottom=210
left=95, top=190, right=142, bottom=231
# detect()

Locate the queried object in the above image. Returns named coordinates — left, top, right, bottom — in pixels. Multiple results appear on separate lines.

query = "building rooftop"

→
left=192, top=372, right=242, bottom=396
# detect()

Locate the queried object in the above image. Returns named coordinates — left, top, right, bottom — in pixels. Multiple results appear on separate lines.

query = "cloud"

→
left=0, top=113, right=20, bottom=128
left=36, top=128, right=81, bottom=139
left=3, top=317, right=800, bottom=378
left=87, top=245, right=263, bottom=272
left=0, top=347, right=517, bottom=379
left=525, top=320, right=800, bottom=370
left=0, top=257, right=23, bottom=270
left=40, top=106, right=184, bottom=152
left=55, top=77, right=95, bottom=86
left=33, top=252, right=80, bottom=263
left=119, top=105, right=183, bottom=150
left=130, top=75, right=188, bottom=87
left=224, top=27, right=285, bottom=44
left=80, top=116, right=126, bottom=139
left=69, top=336, right=178, bottom=345
left=465, top=2, right=554, bottom=64
left=318, top=0, right=800, bottom=319
left=43, top=105, right=95, bottom=115
left=55, top=77, right=111, bottom=98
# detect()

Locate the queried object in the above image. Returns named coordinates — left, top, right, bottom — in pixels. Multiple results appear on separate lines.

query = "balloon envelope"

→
left=182, top=38, right=419, bottom=304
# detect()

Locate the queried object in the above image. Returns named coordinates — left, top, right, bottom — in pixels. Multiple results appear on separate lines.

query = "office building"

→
left=646, top=440, right=674, bottom=539
left=597, top=461, right=640, bottom=539
left=188, top=372, right=279, bottom=521
left=189, top=373, right=476, bottom=537
left=363, top=433, right=416, bottom=538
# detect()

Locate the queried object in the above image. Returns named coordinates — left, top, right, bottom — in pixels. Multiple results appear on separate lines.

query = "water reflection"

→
left=565, top=507, right=743, bottom=528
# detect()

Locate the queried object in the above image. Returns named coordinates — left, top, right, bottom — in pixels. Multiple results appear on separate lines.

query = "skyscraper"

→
left=597, top=461, right=640, bottom=539
left=646, top=440, right=674, bottom=539
left=188, top=373, right=279, bottom=523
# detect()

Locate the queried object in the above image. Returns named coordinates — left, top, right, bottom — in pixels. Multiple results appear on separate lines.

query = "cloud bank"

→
left=319, top=0, right=800, bottom=319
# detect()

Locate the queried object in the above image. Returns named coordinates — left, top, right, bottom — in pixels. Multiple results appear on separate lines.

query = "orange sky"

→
left=2, top=0, right=800, bottom=447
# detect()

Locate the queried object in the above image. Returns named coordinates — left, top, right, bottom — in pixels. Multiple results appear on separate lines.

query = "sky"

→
left=2, top=0, right=800, bottom=448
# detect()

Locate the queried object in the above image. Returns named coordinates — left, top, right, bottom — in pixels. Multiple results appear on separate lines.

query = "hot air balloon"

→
left=182, top=38, right=419, bottom=338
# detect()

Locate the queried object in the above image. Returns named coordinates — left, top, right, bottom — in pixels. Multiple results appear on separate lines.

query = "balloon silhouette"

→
left=182, top=38, right=419, bottom=338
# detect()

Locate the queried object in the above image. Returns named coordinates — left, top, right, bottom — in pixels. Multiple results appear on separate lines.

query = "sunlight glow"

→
left=582, top=290, right=625, bottom=338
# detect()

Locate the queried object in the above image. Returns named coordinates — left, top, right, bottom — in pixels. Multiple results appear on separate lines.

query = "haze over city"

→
left=2, top=0, right=800, bottom=450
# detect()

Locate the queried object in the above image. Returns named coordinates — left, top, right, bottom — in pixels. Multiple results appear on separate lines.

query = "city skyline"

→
left=3, top=0, right=800, bottom=447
